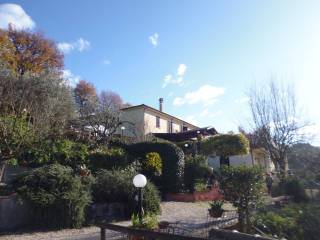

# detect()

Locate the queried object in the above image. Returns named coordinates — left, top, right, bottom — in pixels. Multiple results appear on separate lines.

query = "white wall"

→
left=119, top=107, right=197, bottom=139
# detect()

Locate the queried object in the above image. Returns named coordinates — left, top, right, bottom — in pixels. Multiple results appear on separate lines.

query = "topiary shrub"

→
left=143, top=152, right=162, bottom=175
left=13, top=164, right=91, bottom=229
left=282, top=177, right=309, bottom=203
left=88, top=146, right=128, bottom=172
left=92, top=167, right=160, bottom=216
left=220, top=165, right=264, bottom=233
left=184, top=155, right=212, bottom=193
left=126, top=142, right=184, bottom=193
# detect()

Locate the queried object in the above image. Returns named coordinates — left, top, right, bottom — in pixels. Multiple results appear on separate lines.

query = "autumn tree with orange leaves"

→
left=0, top=25, right=63, bottom=76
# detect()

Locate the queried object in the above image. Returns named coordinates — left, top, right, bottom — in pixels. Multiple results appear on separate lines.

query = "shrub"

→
left=194, top=179, right=207, bottom=192
left=13, top=164, right=91, bottom=229
left=254, top=203, right=320, bottom=240
left=88, top=146, right=128, bottom=172
left=131, top=213, right=158, bottom=230
left=220, top=165, right=264, bottom=233
left=184, top=155, right=212, bottom=193
left=298, top=204, right=320, bottom=240
left=254, top=211, right=301, bottom=240
left=51, top=140, right=89, bottom=169
left=143, top=152, right=162, bottom=175
left=126, top=142, right=185, bottom=193
left=92, top=167, right=160, bottom=216
left=282, top=177, right=309, bottom=203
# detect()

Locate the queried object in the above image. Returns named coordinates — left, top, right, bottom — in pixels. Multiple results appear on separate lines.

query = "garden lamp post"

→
left=121, top=126, right=125, bottom=138
left=196, top=130, right=201, bottom=154
left=133, top=174, right=147, bottom=224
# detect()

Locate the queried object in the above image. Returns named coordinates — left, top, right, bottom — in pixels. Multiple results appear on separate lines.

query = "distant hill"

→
left=288, top=143, right=320, bottom=183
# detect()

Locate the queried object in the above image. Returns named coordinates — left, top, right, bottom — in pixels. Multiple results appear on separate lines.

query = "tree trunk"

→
left=278, top=156, right=288, bottom=182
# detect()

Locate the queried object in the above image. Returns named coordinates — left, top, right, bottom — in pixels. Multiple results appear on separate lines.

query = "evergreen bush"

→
left=14, top=164, right=91, bottom=229
left=88, top=146, right=128, bottom=172
left=126, top=142, right=184, bottom=193
left=92, top=167, right=160, bottom=216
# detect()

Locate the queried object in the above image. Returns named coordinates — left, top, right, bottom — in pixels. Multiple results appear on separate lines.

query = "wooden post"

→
left=100, top=227, right=106, bottom=240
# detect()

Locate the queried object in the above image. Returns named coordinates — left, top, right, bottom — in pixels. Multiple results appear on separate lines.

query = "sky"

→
left=0, top=0, right=320, bottom=145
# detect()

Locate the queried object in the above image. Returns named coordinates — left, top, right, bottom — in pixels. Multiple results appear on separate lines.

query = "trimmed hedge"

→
left=92, top=168, right=160, bottom=216
left=88, top=146, right=128, bottom=172
left=13, top=164, right=91, bottom=229
left=126, top=142, right=185, bottom=193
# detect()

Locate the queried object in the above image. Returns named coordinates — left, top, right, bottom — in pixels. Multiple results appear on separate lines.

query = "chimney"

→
left=159, top=98, right=164, bottom=112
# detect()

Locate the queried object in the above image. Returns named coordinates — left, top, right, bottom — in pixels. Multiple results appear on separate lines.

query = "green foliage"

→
left=220, top=165, right=264, bottom=233
left=298, top=204, right=320, bottom=240
left=254, top=211, right=301, bottom=240
left=92, top=168, right=160, bottom=216
left=51, top=140, right=88, bottom=169
left=88, top=146, right=128, bottom=172
left=143, top=152, right=162, bottom=175
left=209, top=200, right=224, bottom=211
left=194, top=179, right=207, bottom=192
left=201, top=133, right=249, bottom=157
left=131, top=213, right=158, bottom=230
left=282, top=177, right=309, bottom=203
left=184, top=155, right=212, bottom=193
left=126, top=142, right=185, bottom=193
left=0, top=115, right=36, bottom=161
left=176, top=140, right=195, bottom=155
left=255, top=203, right=320, bottom=240
left=18, top=139, right=88, bottom=169
left=13, top=164, right=91, bottom=229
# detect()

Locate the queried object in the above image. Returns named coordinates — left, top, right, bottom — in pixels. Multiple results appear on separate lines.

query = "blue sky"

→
left=1, top=0, right=320, bottom=145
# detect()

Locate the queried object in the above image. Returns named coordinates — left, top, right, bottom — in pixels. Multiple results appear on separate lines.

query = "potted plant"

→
left=130, top=214, right=158, bottom=240
left=208, top=200, right=224, bottom=218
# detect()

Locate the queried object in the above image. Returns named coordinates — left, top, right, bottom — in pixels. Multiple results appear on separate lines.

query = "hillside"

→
left=288, top=143, right=320, bottom=183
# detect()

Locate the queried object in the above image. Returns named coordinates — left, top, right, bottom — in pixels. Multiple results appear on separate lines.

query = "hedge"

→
left=125, top=142, right=185, bottom=193
left=92, top=168, right=160, bottom=216
left=88, top=146, right=128, bottom=172
left=13, top=164, right=91, bottom=229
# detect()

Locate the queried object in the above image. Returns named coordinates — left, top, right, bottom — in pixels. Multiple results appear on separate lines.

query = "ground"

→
left=0, top=201, right=237, bottom=240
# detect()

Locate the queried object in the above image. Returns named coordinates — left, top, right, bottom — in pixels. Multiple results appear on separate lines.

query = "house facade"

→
left=118, top=99, right=199, bottom=141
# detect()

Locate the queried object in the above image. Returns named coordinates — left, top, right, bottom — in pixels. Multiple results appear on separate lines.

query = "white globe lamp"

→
left=133, top=174, right=147, bottom=188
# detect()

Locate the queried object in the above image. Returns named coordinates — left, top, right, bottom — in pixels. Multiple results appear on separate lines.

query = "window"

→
left=156, top=116, right=160, bottom=128
left=167, top=120, right=173, bottom=133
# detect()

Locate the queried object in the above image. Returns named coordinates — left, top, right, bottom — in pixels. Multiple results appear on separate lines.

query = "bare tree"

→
left=83, top=91, right=123, bottom=146
left=248, top=80, right=309, bottom=180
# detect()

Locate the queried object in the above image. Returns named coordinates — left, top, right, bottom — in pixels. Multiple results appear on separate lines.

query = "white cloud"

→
left=57, top=38, right=91, bottom=54
left=62, top=69, right=81, bottom=87
left=103, top=60, right=111, bottom=65
left=162, top=64, right=187, bottom=88
left=200, top=108, right=223, bottom=118
left=185, top=115, right=199, bottom=126
left=173, top=84, right=225, bottom=107
left=235, top=97, right=250, bottom=104
left=149, top=33, right=159, bottom=47
left=0, top=3, right=35, bottom=30
left=177, top=64, right=187, bottom=76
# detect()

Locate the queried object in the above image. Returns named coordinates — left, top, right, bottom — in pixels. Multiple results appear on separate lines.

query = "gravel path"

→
left=0, top=201, right=236, bottom=240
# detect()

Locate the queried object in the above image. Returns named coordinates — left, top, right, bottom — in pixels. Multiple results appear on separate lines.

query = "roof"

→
left=153, top=127, right=218, bottom=142
left=121, top=104, right=199, bottom=128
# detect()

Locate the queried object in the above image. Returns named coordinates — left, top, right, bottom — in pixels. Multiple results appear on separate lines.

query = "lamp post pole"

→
left=138, top=187, right=143, bottom=223
left=133, top=174, right=147, bottom=225
left=121, top=126, right=125, bottom=139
